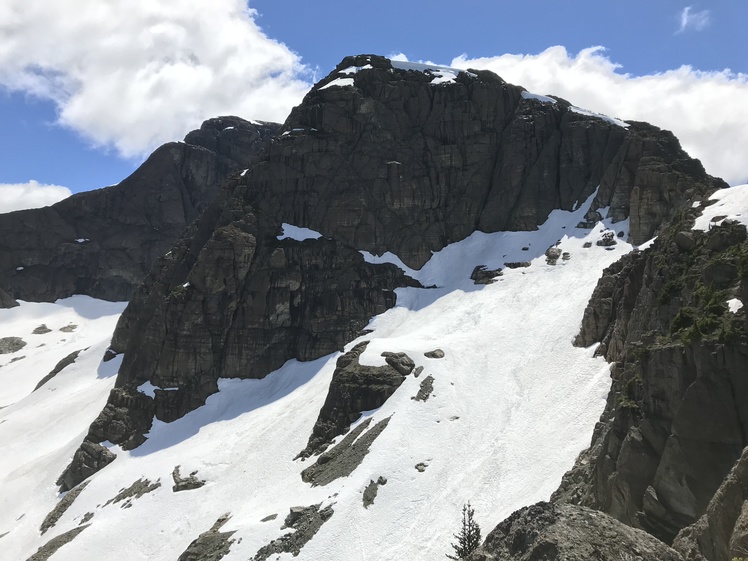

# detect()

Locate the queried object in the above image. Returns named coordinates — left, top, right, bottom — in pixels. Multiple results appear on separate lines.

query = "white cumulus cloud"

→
left=678, top=6, right=711, bottom=33
left=0, top=181, right=72, bottom=214
left=0, top=0, right=311, bottom=158
left=452, top=47, right=748, bottom=185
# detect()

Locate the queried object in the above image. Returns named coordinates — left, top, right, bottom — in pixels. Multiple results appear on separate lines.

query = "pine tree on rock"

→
left=447, top=502, right=481, bottom=560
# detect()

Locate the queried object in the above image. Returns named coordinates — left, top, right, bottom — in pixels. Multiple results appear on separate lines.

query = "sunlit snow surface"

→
left=0, top=296, right=125, bottom=407
left=318, top=77, right=355, bottom=90
left=391, top=60, right=474, bottom=84
left=569, top=105, right=629, bottom=128
left=277, top=223, right=323, bottom=241
left=521, top=91, right=557, bottom=104
left=693, top=183, right=748, bottom=231
left=1, top=196, right=661, bottom=561
left=320, top=59, right=474, bottom=89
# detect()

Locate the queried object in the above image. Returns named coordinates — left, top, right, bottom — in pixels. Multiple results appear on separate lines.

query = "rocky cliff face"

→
left=674, top=445, right=748, bottom=561
left=554, top=208, right=748, bottom=547
left=241, top=56, right=720, bottom=269
left=58, top=54, right=729, bottom=524
left=0, top=117, right=279, bottom=303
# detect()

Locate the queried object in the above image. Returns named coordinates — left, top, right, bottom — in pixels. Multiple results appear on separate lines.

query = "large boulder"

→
left=466, top=502, right=682, bottom=561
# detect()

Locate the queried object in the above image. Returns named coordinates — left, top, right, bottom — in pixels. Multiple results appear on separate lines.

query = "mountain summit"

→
left=0, top=55, right=745, bottom=561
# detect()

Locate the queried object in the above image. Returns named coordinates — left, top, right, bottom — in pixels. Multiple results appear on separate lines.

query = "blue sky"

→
left=1, top=1, right=746, bottom=212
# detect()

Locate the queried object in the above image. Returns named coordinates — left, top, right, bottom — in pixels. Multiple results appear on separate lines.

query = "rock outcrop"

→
left=57, top=442, right=116, bottom=492
left=172, top=466, right=206, bottom=492
left=34, top=349, right=83, bottom=391
left=0, top=286, right=18, bottom=308
left=298, top=342, right=413, bottom=458
left=39, top=482, right=89, bottom=535
left=0, top=117, right=279, bottom=302
left=25, top=525, right=90, bottom=561
left=673, top=445, right=748, bottom=561
left=252, top=504, right=334, bottom=561
left=555, top=212, right=748, bottom=543
left=466, top=502, right=683, bottom=561
left=177, top=514, right=235, bottom=561
left=300, top=417, right=392, bottom=487
left=242, top=56, right=723, bottom=269
left=0, top=336, right=26, bottom=354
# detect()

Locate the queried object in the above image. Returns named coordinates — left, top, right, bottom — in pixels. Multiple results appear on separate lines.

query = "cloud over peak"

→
left=452, top=47, right=748, bottom=186
left=0, top=181, right=72, bottom=214
left=0, top=0, right=311, bottom=159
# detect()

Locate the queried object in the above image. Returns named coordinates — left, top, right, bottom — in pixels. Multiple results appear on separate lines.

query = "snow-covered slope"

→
left=8, top=185, right=745, bottom=560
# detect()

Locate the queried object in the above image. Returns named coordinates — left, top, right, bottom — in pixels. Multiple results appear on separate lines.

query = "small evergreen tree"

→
left=446, top=502, right=481, bottom=560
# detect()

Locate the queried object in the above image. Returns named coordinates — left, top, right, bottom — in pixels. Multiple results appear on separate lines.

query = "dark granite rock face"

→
left=466, top=502, right=683, bottom=561
left=0, top=286, right=18, bottom=308
left=0, top=118, right=279, bottom=302
left=241, top=55, right=723, bottom=269
left=75, top=198, right=416, bottom=455
left=673, top=445, right=748, bottom=561
left=555, top=216, right=748, bottom=544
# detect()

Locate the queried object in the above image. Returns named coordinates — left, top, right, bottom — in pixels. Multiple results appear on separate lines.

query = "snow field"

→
left=2, top=193, right=648, bottom=560
left=0, top=296, right=125, bottom=406
left=0, top=297, right=125, bottom=559
left=692, top=183, right=748, bottom=231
